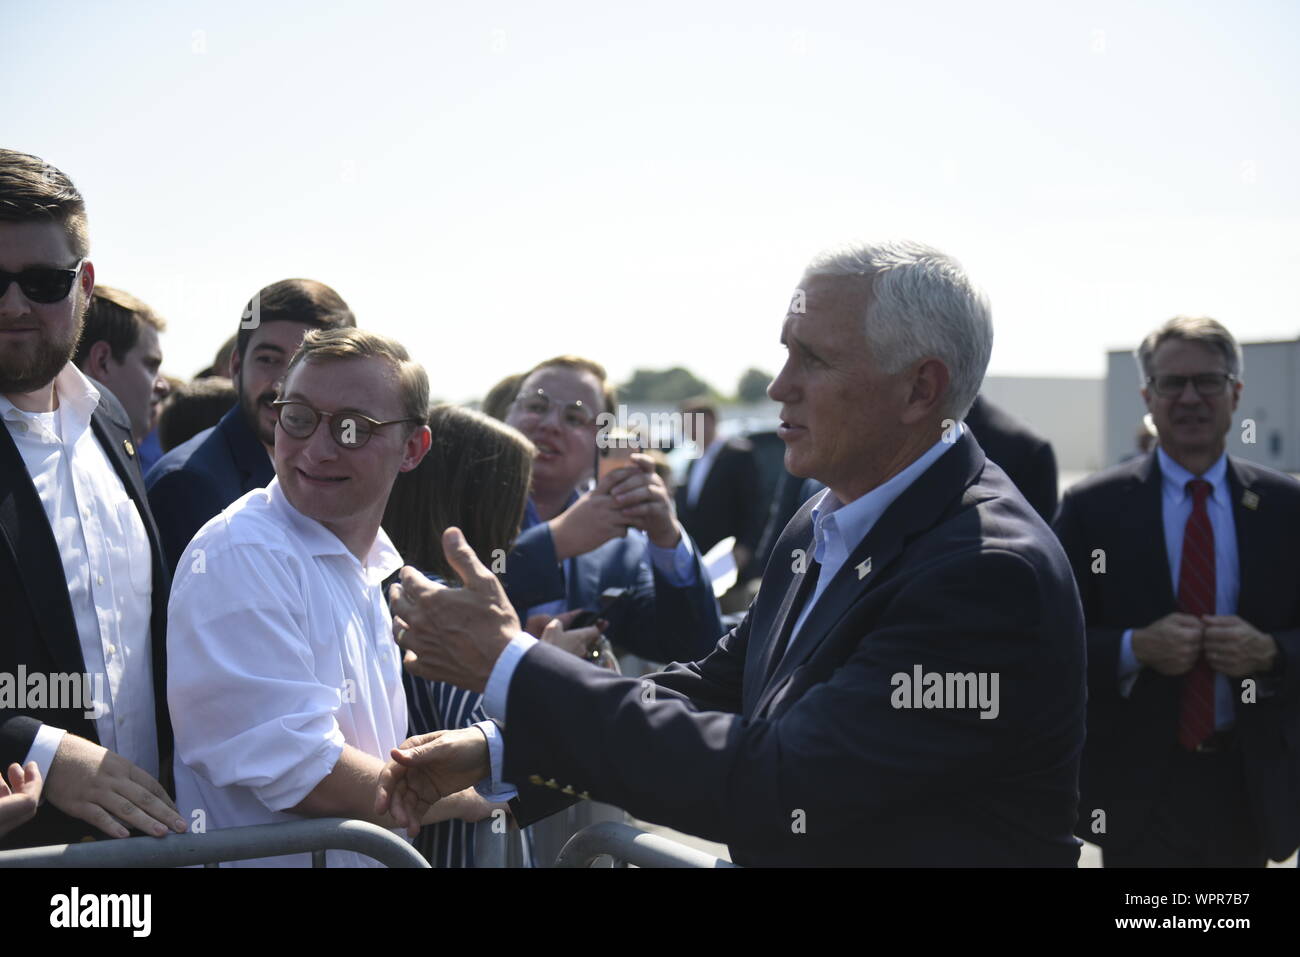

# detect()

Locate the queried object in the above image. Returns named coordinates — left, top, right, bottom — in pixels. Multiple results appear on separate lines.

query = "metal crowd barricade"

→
left=553, top=821, right=737, bottom=868
left=0, top=817, right=429, bottom=868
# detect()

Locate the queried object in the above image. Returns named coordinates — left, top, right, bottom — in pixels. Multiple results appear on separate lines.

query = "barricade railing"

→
left=553, top=821, right=737, bottom=868
left=0, top=818, right=430, bottom=868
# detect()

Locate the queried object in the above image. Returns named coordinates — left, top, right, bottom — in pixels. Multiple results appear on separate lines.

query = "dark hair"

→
left=382, top=405, right=536, bottom=583
left=195, top=333, right=238, bottom=379
left=0, top=149, right=88, bottom=258
left=234, top=279, right=355, bottom=365
left=482, top=371, right=525, bottom=421
left=157, top=377, right=237, bottom=452
left=74, top=286, right=166, bottom=366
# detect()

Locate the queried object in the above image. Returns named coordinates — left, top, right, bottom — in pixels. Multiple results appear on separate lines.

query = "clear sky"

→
left=5, top=0, right=1297, bottom=402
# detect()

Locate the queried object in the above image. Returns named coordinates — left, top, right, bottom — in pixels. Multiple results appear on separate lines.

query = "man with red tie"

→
left=1055, top=316, right=1300, bottom=866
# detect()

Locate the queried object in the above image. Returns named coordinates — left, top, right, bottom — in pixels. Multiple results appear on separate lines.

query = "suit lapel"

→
left=1225, top=456, right=1264, bottom=672
left=0, top=423, right=87, bottom=678
left=1127, top=453, right=1176, bottom=614
left=757, top=546, right=819, bottom=687
left=90, top=400, right=174, bottom=772
left=754, top=431, right=987, bottom=717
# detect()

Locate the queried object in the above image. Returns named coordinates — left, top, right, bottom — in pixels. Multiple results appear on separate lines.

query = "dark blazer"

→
left=963, top=394, right=1059, bottom=524
left=1053, top=452, right=1300, bottom=861
left=0, top=388, right=173, bottom=849
left=675, top=438, right=766, bottom=564
left=145, top=406, right=273, bottom=574
left=501, top=521, right=723, bottom=665
left=499, top=432, right=1088, bottom=865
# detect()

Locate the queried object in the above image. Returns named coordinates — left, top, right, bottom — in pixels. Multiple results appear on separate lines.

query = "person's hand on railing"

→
left=0, top=761, right=42, bottom=839
left=44, top=734, right=187, bottom=839
left=428, top=787, right=510, bottom=825
left=375, top=728, right=491, bottom=836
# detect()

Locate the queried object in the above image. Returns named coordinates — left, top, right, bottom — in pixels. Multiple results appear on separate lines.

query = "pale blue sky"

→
left=5, top=0, right=1297, bottom=401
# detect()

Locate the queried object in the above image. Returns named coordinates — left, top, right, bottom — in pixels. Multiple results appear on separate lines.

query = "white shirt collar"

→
left=810, top=423, right=963, bottom=561
left=1156, top=445, right=1229, bottom=504
left=264, top=476, right=403, bottom=584
left=0, top=361, right=100, bottom=437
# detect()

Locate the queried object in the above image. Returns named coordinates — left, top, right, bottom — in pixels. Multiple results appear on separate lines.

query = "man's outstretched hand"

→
left=390, top=527, right=520, bottom=694
left=375, top=728, right=492, bottom=836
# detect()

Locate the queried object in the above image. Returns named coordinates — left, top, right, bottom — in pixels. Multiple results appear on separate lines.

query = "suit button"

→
left=561, top=785, right=575, bottom=795
left=528, top=774, right=543, bottom=785
left=545, top=778, right=558, bottom=789
left=578, top=791, right=591, bottom=801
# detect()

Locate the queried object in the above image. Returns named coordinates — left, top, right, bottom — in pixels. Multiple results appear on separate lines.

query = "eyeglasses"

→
left=0, top=260, right=84, bottom=304
left=511, top=389, right=598, bottom=430
left=272, top=400, right=417, bottom=449
left=1146, top=372, right=1237, bottom=398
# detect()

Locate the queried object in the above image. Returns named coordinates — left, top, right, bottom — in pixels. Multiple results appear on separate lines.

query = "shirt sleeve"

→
left=482, top=632, right=539, bottom=725
left=646, top=531, right=699, bottom=587
left=1118, top=628, right=1141, bottom=697
left=24, top=723, right=67, bottom=803
left=471, top=720, right=517, bottom=801
left=167, top=537, right=347, bottom=812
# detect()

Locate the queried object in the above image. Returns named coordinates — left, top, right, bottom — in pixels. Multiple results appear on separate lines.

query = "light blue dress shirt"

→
left=785, top=426, right=960, bottom=656
left=1117, top=447, right=1239, bottom=728
left=478, top=425, right=963, bottom=793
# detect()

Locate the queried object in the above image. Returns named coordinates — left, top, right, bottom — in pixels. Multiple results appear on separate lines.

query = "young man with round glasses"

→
left=1055, top=315, right=1300, bottom=867
left=166, top=327, right=496, bottom=866
left=1, top=149, right=185, bottom=850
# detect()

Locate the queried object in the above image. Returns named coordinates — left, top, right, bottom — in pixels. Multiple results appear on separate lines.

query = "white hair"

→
left=802, top=240, right=993, bottom=420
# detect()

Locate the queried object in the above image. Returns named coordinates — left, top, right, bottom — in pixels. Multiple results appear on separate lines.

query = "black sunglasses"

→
left=272, top=399, right=417, bottom=449
left=0, top=260, right=83, bottom=304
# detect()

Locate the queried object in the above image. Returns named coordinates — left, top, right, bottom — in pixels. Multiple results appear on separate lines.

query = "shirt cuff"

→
left=471, top=720, right=517, bottom=802
left=1118, top=628, right=1141, bottom=697
left=647, top=530, right=698, bottom=587
left=24, top=724, right=67, bottom=805
left=483, top=632, right=539, bottom=726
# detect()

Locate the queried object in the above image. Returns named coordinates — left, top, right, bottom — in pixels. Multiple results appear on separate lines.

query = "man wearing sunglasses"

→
left=166, top=327, right=496, bottom=865
left=146, top=278, right=355, bottom=575
left=1055, top=316, right=1300, bottom=866
left=0, top=149, right=185, bottom=850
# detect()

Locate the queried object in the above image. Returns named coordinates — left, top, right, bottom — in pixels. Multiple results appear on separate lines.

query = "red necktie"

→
left=1176, top=478, right=1215, bottom=750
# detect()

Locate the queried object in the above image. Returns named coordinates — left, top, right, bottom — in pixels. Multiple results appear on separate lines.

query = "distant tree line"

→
left=618, top=366, right=774, bottom=404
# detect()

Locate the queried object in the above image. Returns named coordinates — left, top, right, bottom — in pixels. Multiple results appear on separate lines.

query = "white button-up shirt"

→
left=168, top=477, right=407, bottom=867
left=1, top=362, right=157, bottom=780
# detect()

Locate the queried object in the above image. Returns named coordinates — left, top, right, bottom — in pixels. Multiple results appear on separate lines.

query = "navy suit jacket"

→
left=675, top=438, right=766, bottom=560
left=963, top=395, right=1058, bottom=524
left=1, top=388, right=174, bottom=849
left=498, top=432, right=1088, bottom=865
left=1054, top=452, right=1300, bottom=861
left=145, top=406, right=274, bottom=574
left=501, top=520, right=723, bottom=665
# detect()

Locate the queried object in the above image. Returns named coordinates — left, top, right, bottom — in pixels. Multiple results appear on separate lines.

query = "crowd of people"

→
left=2, top=147, right=1297, bottom=868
